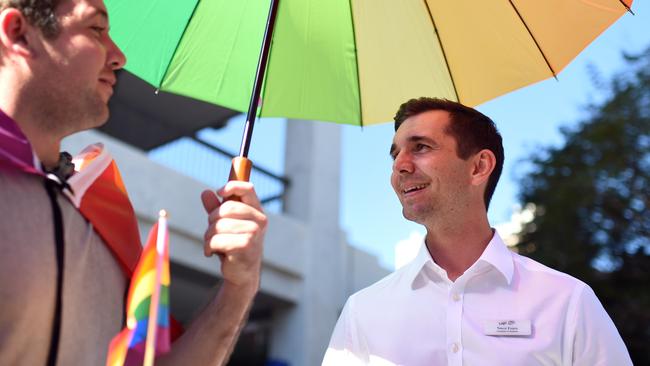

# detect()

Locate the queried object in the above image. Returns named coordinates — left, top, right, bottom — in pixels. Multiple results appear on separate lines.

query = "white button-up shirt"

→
left=323, top=232, right=631, bottom=366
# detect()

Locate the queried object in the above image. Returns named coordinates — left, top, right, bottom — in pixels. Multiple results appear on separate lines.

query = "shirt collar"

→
left=0, top=109, right=75, bottom=188
left=475, top=231, right=514, bottom=285
left=407, top=240, right=436, bottom=288
left=407, top=230, right=514, bottom=288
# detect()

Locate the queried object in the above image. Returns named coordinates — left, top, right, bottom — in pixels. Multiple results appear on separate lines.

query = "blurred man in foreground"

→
left=0, top=0, right=267, bottom=364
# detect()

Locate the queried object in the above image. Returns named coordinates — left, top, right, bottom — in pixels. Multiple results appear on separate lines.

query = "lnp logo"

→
left=484, top=320, right=532, bottom=336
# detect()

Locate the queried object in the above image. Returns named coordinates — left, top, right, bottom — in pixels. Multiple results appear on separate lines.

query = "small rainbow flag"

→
left=106, top=211, right=171, bottom=366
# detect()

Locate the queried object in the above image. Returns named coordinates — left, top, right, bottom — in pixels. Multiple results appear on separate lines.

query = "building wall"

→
left=62, top=128, right=389, bottom=365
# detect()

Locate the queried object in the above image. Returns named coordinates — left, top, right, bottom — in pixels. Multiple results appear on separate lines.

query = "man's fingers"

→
left=203, top=233, right=255, bottom=257
left=201, top=189, right=221, bottom=214
left=203, top=218, right=262, bottom=243
left=207, top=200, right=267, bottom=224
left=217, top=181, right=262, bottom=211
left=213, top=218, right=261, bottom=235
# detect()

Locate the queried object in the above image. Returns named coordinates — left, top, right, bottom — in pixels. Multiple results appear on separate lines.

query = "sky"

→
left=157, top=2, right=650, bottom=270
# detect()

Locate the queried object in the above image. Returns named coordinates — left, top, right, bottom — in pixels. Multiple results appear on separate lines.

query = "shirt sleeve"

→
left=571, top=284, right=632, bottom=366
left=322, top=296, right=367, bottom=366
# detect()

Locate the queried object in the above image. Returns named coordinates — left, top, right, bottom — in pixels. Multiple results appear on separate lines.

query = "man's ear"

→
left=470, top=149, right=496, bottom=187
left=0, top=8, right=32, bottom=57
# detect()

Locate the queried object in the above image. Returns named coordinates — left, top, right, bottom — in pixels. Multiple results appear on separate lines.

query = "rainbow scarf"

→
left=66, top=143, right=143, bottom=275
left=106, top=213, right=171, bottom=366
left=0, top=109, right=142, bottom=276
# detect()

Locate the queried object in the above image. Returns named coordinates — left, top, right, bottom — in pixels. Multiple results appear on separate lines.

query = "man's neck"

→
left=423, top=213, right=493, bottom=282
left=24, top=126, right=61, bottom=170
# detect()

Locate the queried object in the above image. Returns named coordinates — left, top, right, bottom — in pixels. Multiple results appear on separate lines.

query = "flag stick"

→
left=143, top=210, right=168, bottom=366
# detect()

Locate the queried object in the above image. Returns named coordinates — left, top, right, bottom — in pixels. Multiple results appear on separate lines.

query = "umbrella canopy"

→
left=106, top=0, right=632, bottom=127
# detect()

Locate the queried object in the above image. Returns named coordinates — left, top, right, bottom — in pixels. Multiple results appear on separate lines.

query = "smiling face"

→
left=390, top=110, right=474, bottom=225
left=25, top=0, right=125, bottom=136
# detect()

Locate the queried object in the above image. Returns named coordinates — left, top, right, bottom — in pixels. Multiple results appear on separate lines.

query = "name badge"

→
left=483, top=320, right=532, bottom=336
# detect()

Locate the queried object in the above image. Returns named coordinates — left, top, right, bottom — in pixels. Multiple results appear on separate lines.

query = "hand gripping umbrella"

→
left=105, top=0, right=634, bottom=182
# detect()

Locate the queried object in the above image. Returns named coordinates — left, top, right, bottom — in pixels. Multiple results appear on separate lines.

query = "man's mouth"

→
left=402, top=183, right=429, bottom=195
left=98, top=76, right=116, bottom=99
left=99, top=79, right=115, bottom=87
left=99, top=74, right=116, bottom=87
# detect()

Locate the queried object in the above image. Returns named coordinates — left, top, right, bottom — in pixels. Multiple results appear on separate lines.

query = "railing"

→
left=148, top=134, right=290, bottom=213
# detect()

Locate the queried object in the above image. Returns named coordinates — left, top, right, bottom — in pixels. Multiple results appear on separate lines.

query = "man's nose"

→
left=106, top=36, right=126, bottom=70
left=393, top=151, right=414, bottom=174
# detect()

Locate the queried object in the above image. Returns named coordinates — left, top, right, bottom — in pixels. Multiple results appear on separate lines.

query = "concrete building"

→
left=62, top=72, right=389, bottom=365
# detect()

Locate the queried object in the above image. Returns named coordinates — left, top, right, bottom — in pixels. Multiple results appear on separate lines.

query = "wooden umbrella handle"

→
left=229, top=156, right=252, bottom=182
left=226, top=157, right=252, bottom=202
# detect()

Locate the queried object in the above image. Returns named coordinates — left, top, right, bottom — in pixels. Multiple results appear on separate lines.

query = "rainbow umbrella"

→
left=105, top=0, right=633, bottom=174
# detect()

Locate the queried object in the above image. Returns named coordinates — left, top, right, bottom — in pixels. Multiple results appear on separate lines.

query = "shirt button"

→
left=450, top=342, right=460, bottom=353
left=452, top=293, right=460, bottom=301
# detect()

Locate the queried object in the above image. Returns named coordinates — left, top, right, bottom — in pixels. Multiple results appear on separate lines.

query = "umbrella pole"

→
left=229, top=0, right=280, bottom=184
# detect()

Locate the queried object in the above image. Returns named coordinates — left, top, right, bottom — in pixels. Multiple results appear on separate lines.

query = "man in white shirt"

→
left=323, top=98, right=631, bottom=366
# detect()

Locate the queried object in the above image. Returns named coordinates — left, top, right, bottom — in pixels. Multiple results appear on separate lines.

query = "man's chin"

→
left=97, top=106, right=110, bottom=126
left=402, top=208, right=428, bottom=225
left=75, top=102, right=110, bottom=132
left=86, top=105, right=110, bottom=129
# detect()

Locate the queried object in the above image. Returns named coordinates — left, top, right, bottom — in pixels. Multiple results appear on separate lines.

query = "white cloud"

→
left=494, top=203, right=536, bottom=247
left=394, top=231, right=425, bottom=270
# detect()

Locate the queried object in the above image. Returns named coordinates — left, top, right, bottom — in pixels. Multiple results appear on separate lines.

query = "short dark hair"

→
left=394, top=97, right=504, bottom=210
left=0, top=0, right=61, bottom=38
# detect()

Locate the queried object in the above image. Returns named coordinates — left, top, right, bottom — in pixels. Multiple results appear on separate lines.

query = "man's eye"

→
left=414, top=143, right=428, bottom=152
left=389, top=149, right=398, bottom=160
left=91, top=26, right=106, bottom=34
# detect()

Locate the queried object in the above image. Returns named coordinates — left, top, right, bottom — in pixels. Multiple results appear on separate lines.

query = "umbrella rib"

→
left=507, top=0, right=557, bottom=80
left=421, top=0, right=460, bottom=103
left=157, top=2, right=202, bottom=87
left=617, top=0, right=635, bottom=15
left=347, top=0, right=364, bottom=127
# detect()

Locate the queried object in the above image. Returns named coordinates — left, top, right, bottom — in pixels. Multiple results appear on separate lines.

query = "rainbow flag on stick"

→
left=106, top=210, right=171, bottom=366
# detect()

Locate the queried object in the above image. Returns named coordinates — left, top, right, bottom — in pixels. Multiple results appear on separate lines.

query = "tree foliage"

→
left=516, top=46, right=650, bottom=364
